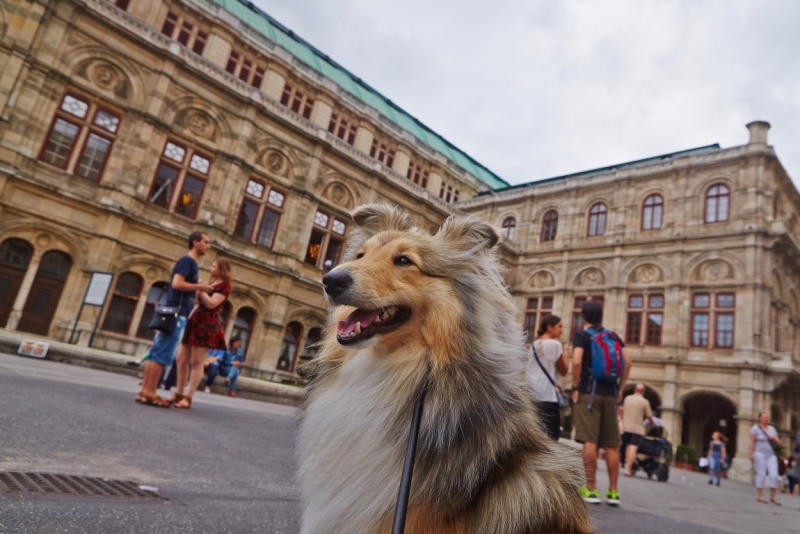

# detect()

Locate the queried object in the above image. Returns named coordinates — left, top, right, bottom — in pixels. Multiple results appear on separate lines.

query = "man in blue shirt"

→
left=203, top=347, right=232, bottom=392
left=136, top=231, right=212, bottom=407
left=225, top=337, right=245, bottom=397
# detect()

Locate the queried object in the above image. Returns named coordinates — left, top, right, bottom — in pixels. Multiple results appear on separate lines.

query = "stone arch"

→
left=285, top=306, right=327, bottom=333
left=573, top=267, right=606, bottom=288
left=634, top=186, right=671, bottom=207
left=253, top=138, right=304, bottom=181
left=691, top=176, right=736, bottom=222
left=320, top=178, right=360, bottom=211
left=163, top=95, right=232, bottom=149
left=228, top=286, right=267, bottom=318
left=528, top=269, right=556, bottom=289
left=113, top=253, right=174, bottom=282
left=0, top=218, right=90, bottom=271
left=64, top=45, right=147, bottom=108
left=579, top=195, right=612, bottom=215
left=690, top=259, right=736, bottom=283
left=679, top=390, right=738, bottom=458
left=532, top=202, right=560, bottom=222
left=623, top=260, right=669, bottom=285
left=684, top=251, right=744, bottom=285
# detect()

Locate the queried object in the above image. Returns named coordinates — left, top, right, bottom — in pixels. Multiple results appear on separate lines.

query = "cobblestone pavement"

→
left=1, top=352, right=798, bottom=533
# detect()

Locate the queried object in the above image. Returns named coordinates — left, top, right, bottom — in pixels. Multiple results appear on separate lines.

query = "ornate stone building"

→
left=1, top=0, right=798, bottom=478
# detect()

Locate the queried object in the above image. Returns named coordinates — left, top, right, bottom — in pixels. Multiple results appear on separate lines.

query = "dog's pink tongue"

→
left=338, top=309, right=382, bottom=335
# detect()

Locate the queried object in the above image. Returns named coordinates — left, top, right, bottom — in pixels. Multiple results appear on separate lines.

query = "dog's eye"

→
left=356, top=252, right=364, bottom=260
left=393, top=255, right=413, bottom=266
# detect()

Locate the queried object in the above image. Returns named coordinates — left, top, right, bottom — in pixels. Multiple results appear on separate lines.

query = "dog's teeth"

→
left=380, top=311, right=389, bottom=320
left=355, top=322, right=362, bottom=334
left=373, top=315, right=382, bottom=324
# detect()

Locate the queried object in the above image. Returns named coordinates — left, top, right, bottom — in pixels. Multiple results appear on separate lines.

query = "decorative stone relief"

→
left=35, top=233, right=52, bottom=248
left=186, top=110, right=214, bottom=139
left=701, top=260, right=731, bottom=281
left=145, top=267, right=159, bottom=280
left=323, top=182, right=354, bottom=209
left=265, top=151, right=286, bottom=174
left=579, top=268, right=605, bottom=287
left=90, top=62, right=119, bottom=91
left=531, top=271, right=554, bottom=288
left=635, top=264, right=663, bottom=284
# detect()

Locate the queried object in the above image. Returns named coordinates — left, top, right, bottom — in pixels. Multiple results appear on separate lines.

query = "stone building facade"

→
left=1, top=0, right=798, bottom=477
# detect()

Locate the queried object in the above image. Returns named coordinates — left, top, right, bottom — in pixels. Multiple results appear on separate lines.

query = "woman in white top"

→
left=749, top=410, right=782, bottom=505
left=527, top=314, right=569, bottom=440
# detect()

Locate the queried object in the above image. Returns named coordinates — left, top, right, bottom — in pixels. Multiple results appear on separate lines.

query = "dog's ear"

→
left=436, top=215, right=499, bottom=251
left=341, top=203, right=414, bottom=262
left=351, top=203, right=414, bottom=233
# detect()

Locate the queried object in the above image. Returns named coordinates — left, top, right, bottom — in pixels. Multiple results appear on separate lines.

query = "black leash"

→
left=391, top=388, right=426, bottom=534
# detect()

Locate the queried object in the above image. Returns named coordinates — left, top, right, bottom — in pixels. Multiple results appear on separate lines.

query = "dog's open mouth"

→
left=337, top=305, right=411, bottom=345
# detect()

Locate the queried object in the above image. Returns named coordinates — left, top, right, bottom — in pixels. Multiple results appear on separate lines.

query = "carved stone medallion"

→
left=580, top=268, right=604, bottom=287
left=266, top=152, right=284, bottom=173
left=532, top=271, right=554, bottom=288
left=91, top=63, right=119, bottom=91
left=636, top=264, right=661, bottom=284
left=186, top=111, right=213, bottom=139
left=703, top=260, right=729, bottom=281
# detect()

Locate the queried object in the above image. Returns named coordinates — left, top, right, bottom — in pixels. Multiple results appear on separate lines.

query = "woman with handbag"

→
left=527, top=314, right=569, bottom=440
left=750, top=410, right=782, bottom=505
left=172, top=258, right=232, bottom=410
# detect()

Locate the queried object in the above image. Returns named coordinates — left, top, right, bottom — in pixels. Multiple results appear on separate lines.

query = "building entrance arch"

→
left=18, top=250, right=72, bottom=335
left=0, top=238, right=33, bottom=327
left=681, top=392, right=737, bottom=458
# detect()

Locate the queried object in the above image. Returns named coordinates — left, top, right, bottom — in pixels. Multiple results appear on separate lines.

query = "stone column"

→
left=6, top=252, right=41, bottom=331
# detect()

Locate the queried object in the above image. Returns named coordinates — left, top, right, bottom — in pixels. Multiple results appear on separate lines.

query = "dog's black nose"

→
left=322, top=270, right=353, bottom=298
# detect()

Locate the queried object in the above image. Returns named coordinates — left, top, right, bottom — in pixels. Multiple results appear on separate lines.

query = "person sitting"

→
left=225, top=337, right=245, bottom=397
left=203, top=347, right=232, bottom=393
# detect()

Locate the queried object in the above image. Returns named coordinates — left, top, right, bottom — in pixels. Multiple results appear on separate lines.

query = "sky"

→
left=250, top=0, right=800, bottom=187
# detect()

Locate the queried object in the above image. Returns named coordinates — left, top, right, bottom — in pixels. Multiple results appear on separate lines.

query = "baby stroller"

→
left=629, top=417, right=672, bottom=482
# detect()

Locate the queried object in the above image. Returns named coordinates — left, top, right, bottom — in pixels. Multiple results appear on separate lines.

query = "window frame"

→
left=328, top=113, right=357, bottom=145
left=587, top=202, right=608, bottom=237
left=305, top=208, right=348, bottom=269
left=541, top=210, right=559, bottom=242
left=690, top=291, right=735, bottom=349
left=280, top=83, right=315, bottom=119
left=100, top=272, right=143, bottom=335
left=704, top=183, right=731, bottom=224
left=501, top=217, right=516, bottom=241
left=524, top=296, right=553, bottom=340
left=571, top=295, right=604, bottom=340
left=147, top=139, right=212, bottom=220
left=38, top=93, right=121, bottom=181
left=641, top=194, right=664, bottom=231
left=233, top=177, right=286, bottom=250
left=407, top=160, right=429, bottom=188
left=369, top=137, right=396, bottom=168
left=160, top=10, right=208, bottom=56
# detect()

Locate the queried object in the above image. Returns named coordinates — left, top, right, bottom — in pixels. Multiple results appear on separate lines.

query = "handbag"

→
left=148, top=305, right=179, bottom=335
left=532, top=341, right=572, bottom=416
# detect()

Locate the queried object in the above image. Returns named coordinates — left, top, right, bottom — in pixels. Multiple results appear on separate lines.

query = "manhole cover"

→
left=0, top=472, right=166, bottom=500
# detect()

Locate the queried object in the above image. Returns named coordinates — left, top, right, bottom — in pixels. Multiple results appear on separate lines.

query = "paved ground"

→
left=0, top=352, right=798, bottom=534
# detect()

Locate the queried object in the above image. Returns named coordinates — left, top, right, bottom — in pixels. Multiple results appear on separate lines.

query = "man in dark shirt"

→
left=571, top=300, right=631, bottom=506
left=136, top=231, right=212, bottom=406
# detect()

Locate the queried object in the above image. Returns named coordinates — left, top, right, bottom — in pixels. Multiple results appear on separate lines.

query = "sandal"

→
left=140, top=394, right=171, bottom=408
left=757, top=498, right=769, bottom=504
left=771, top=499, right=782, bottom=506
left=169, top=393, right=185, bottom=405
left=174, top=396, right=192, bottom=410
left=135, top=394, right=149, bottom=404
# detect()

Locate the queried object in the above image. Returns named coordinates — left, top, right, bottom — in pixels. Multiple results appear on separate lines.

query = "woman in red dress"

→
left=173, top=258, right=232, bottom=409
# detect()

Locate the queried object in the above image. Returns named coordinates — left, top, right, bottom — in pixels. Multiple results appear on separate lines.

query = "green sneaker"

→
left=580, top=485, right=601, bottom=504
left=606, top=489, right=620, bottom=506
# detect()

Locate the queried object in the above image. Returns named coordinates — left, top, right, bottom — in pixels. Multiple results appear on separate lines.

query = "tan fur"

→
left=299, top=203, right=594, bottom=534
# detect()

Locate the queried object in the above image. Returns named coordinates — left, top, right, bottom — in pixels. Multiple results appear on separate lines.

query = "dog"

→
left=299, top=203, right=593, bottom=534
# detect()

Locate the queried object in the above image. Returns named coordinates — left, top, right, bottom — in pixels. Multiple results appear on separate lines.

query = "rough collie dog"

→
left=299, top=203, right=593, bottom=534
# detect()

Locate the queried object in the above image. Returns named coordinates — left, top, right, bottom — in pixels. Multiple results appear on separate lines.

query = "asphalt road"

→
left=0, top=352, right=797, bottom=533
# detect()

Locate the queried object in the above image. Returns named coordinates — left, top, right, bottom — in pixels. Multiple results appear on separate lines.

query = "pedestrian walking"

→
left=527, top=314, right=569, bottom=441
left=622, top=383, right=654, bottom=477
left=750, top=410, right=782, bottom=505
left=172, top=258, right=232, bottom=409
left=571, top=299, right=632, bottom=506
left=135, top=232, right=212, bottom=407
left=225, top=337, right=245, bottom=397
left=707, top=431, right=727, bottom=486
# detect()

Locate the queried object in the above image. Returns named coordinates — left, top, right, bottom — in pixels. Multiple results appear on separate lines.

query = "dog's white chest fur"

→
left=299, top=350, right=406, bottom=534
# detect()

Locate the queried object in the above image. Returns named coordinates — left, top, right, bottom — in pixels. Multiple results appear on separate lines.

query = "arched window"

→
left=136, top=281, right=169, bottom=339
left=101, top=272, right=143, bottom=334
left=301, top=326, right=323, bottom=361
left=641, top=194, right=664, bottom=230
left=18, top=250, right=73, bottom=335
left=231, top=307, right=256, bottom=355
left=277, top=321, right=303, bottom=371
left=541, top=210, right=558, bottom=242
left=501, top=217, right=516, bottom=241
left=587, top=203, right=607, bottom=236
left=705, top=184, right=730, bottom=223
left=0, top=238, right=34, bottom=327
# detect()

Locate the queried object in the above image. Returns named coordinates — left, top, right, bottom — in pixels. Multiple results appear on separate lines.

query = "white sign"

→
left=18, top=340, right=49, bottom=358
left=84, top=272, right=113, bottom=306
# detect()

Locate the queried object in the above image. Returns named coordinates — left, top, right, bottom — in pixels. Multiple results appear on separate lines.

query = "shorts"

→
left=623, top=432, right=643, bottom=448
left=574, top=393, right=621, bottom=448
left=146, top=316, right=187, bottom=367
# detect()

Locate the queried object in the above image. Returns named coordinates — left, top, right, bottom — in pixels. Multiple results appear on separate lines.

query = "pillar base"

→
left=728, top=457, right=753, bottom=484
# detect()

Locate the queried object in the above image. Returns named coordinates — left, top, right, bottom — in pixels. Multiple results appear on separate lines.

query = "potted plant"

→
left=675, top=444, right=696, bottom=470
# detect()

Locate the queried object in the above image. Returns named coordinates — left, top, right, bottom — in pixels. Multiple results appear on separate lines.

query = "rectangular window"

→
left=626, top=312, right=642, bottom=344
left=370, top=139, right=395, bottom=167
left=305, top=210, right=348, bottom=268
left=162, top=11, right=178, bottom=36
left=115, top=0, right=131, bottom=10
left=407, top=161, right=429, bottom=188
left=328, top=113, right=357, bottom=145
left=148, top=140, right=211, bottom=218
left=40, top=94, right=121, bottom=181
left=239, top=59, right=252, bottom=82
left=646, top=313, right=663, bottom=345
left=524, top=296, right=553, bottom=340
left=234, top=178, right=285, bottom=250
left=161, top=11, right=207, bottom=55
left=715, top=313, right=734, bottom=348
left=177, top=21, right=192, bottom=46
left=226, top=51, right=239, bottom=74
left=572, top=295, right=604, bottom=340
left=691, top=313, right=709, bottom=347
left=192, top=31, right=207, bottom=55
left=252, top=66, right=265, bottom=89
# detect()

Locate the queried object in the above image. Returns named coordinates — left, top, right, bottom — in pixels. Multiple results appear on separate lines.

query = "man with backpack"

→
left=571, top=299, right=632, bottom=506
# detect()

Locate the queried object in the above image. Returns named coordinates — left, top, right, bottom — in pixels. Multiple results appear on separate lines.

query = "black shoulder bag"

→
left=148, top=291, right=183, bottom=335
left=532, top=341, right=572, bottom=416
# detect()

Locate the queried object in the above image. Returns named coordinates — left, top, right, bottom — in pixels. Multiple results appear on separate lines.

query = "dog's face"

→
left=321, top=203, right=499, bottom=354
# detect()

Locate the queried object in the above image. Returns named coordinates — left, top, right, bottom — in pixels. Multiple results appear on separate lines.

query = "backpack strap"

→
left=532, top=341, right=556, bottom=386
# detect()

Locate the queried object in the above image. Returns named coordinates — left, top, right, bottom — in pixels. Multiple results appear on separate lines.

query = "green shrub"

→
left=675, top=444, right=697, bottom=465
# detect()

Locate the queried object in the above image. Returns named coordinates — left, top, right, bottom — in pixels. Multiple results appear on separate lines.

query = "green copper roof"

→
left=208, top=0, right=509, bottom=190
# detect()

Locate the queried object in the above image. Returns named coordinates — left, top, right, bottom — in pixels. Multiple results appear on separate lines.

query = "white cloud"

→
left=251, top=0, right=800, bottom=186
